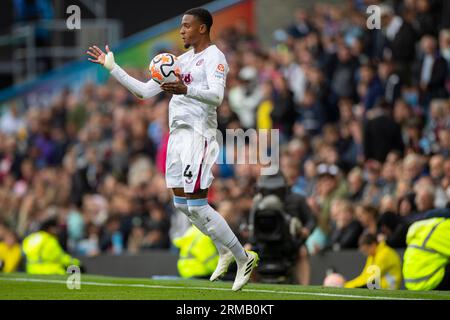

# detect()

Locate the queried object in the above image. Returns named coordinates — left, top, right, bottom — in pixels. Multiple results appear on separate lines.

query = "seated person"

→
left=22, top=218, right=81, bottom=275
left=329, top=200, right=363, bottom=251
left=0, top=227, right=22, bottom=273
left=345, top=233, right=402, bottom=289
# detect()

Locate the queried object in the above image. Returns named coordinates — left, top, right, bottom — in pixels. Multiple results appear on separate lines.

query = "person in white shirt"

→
left=86, top=8, right=258, bottom=291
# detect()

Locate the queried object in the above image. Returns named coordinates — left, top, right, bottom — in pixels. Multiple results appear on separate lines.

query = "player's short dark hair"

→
left=185, top=8, right=213, bottom=32
left=359, top=233, right=378, bottom=247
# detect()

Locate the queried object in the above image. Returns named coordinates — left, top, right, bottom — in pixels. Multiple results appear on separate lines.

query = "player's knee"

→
left=187, top=199, right=209, bottom=225
left=187, top=205, right=204, bottom=222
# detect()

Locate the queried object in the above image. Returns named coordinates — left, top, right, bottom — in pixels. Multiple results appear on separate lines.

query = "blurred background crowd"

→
left=0, top=0, right=450, bottom=282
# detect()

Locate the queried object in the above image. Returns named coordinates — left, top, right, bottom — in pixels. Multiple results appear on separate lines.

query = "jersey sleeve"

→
left=185, top=51, right=228, bottom=107
left=110, top=63, right=162, bottom=99
left=205, top=51, right=228, bottom=88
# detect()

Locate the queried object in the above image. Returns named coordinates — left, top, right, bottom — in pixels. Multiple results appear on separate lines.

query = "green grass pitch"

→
left=1, top=273, right=449, bottom=300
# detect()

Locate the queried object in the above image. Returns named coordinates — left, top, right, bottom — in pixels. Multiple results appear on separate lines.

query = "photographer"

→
left=248, top=172, right=316, bottom=285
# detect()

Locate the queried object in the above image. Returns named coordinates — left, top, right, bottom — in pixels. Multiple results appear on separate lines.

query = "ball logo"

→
left=217, top=64, right=225, bottom=72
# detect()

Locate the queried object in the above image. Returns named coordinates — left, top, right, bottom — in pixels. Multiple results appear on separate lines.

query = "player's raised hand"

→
left=86, top=45, right=115, bottom=71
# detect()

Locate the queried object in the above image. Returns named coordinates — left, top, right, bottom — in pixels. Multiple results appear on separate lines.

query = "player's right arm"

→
left=86, top=45, right=161, bottom=99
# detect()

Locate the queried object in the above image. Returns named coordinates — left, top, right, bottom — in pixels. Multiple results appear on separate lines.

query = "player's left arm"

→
left=161, top=53, right=227, bottom=106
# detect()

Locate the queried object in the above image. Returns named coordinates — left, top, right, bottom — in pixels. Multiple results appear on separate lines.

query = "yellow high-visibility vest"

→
left=22, top=231, right=80, bottom=275
left=173, top=226, right=219, bottom=279
left=403, top=218, right=450, bottom=291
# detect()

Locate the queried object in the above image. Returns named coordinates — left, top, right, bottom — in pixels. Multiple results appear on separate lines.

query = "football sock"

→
left=187, top=198, right=248, bottom=264
left=173, top=196, right=229, bottom=256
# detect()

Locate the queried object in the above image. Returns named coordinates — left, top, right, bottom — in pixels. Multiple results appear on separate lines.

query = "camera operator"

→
left=248, top=172, right=316, bottom=285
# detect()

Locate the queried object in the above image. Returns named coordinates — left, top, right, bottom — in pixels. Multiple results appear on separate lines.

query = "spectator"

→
left=346, top=167, right=365, bottom=202
left=415, top=0, right=438, bottom=38
left=398, top=192, right=417, bottom=218
left=363, top=100, right=404, bottom=163
left=330, top=44, right=359, bottom=102
left=361, top=160, right=384, bottom=206
left=99, top=215, right=124, bottom=255
left=355, top=204, right=378, bottom=235
left=357, top=63, right=384, bottom=111
left=402, top=153, right=425, bottom=183
left=286, top=8, right=315, bottom=39
left=76, top=223, right=101, bottom=257
left=228, top=66, right=263, bottom=129
left=295, top=89, right=325, bottom=137
left=407, top=181, right=436, bottom=223
left=429, top=154, right=445, bottom=185
left=413, top=35, right=448, bottom=102
left=140, top=202, right=171, bottom=250
left=270, top=76, right=297, bottom=140
left=378, top=59, right=402, bottom=105
left=306, top=164, right=347, bottom=254
left=380, top=4, right=417, bottom=83
left=439, top=29, right=450, bottom=74
left=380, top=160, right=398, bottom=196
left=0, top=104, right=26, bottom=135
left=329, top=199, right=363, bottom=250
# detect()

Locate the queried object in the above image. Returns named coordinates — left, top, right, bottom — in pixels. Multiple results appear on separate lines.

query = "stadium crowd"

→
left=1, top=0, right=450, bottom=283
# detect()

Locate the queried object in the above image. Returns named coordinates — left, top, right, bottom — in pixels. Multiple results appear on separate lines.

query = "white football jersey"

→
left=169, top=45, right=228, bottom=139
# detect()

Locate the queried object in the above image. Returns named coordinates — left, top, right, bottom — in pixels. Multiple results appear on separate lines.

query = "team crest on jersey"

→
left=196, top=59, right=204, bottom=66
left=181, top=73, right=193, bottom=85
left=217, top=64, right=225, bottom=72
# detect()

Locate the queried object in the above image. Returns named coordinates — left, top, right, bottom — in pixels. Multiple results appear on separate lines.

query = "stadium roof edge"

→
left=0, top=0, right=243, bottom=103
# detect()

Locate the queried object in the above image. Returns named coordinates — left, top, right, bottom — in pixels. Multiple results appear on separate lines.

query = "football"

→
left=149, top=52, right=180, bottom=84
left=323, top=273, right=346, bottom=288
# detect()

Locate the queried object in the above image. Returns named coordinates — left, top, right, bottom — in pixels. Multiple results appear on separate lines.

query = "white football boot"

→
left=210, top=250, right=234, bottom=281
left=232, top=250, right=259, bottom=291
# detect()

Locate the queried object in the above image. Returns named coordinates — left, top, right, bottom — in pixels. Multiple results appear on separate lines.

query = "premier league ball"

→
left=149, top=53, right=180, bottom=84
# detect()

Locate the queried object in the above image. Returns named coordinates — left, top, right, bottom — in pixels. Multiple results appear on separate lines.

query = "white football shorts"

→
left=165, top=125, right=219, bottom=193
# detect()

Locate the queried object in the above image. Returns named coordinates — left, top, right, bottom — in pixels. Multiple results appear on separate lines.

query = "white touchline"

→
left=0, top=277, right=429, bottom=300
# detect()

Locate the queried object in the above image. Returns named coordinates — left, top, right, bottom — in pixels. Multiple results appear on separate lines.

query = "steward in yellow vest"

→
left=403, top=213, right=450, bottom=291
left=173, top=226, right=219, bottom=279
left=22, top=218, right=80, bottom=275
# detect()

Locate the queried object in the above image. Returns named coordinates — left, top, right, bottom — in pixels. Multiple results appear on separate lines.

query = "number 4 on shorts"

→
left=183, top=165, right=193, bottom=179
